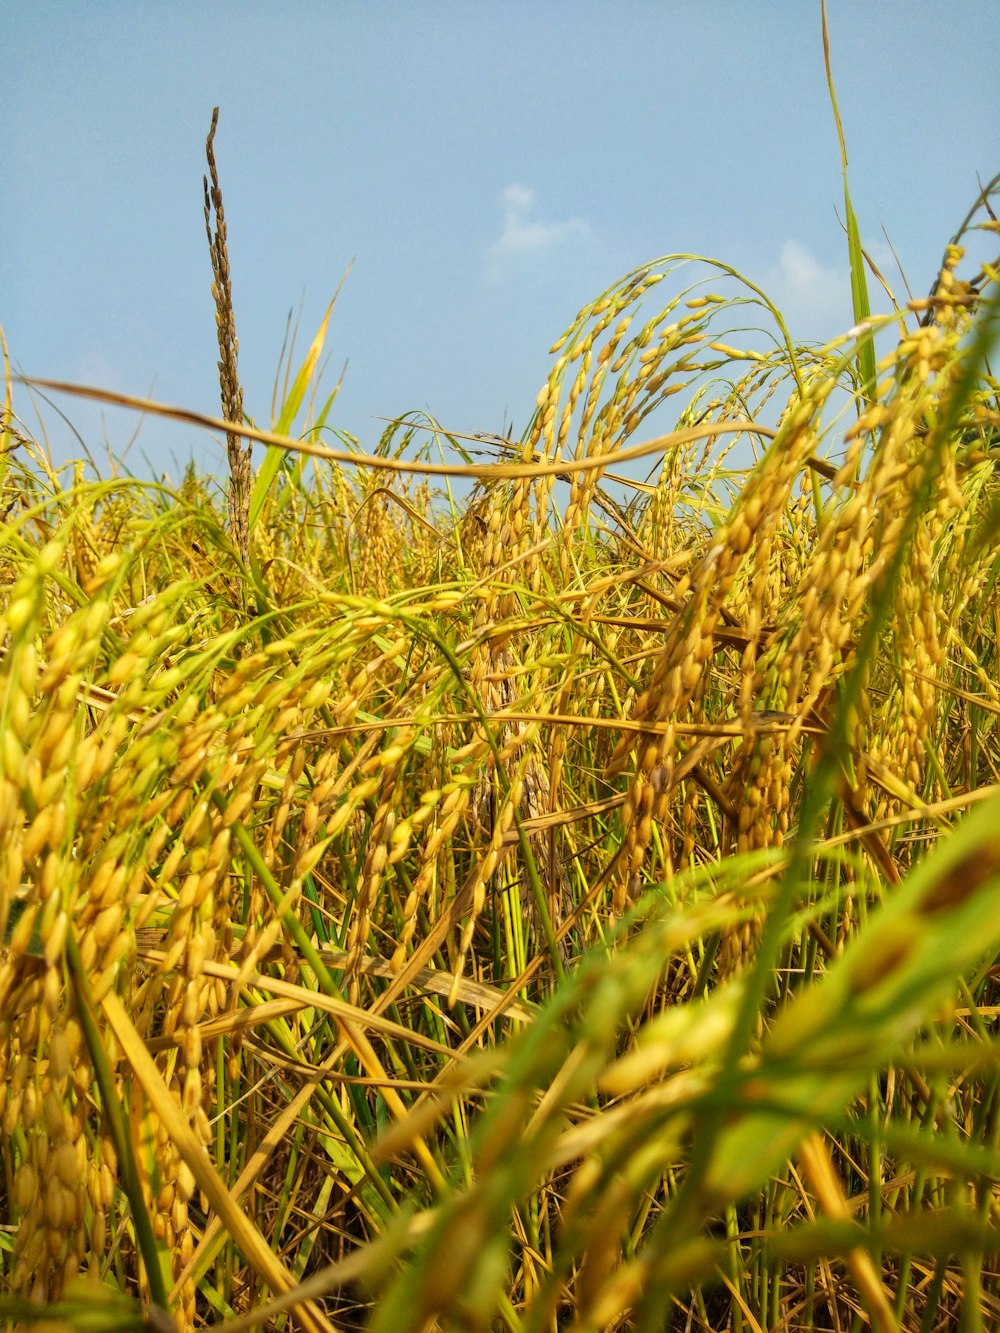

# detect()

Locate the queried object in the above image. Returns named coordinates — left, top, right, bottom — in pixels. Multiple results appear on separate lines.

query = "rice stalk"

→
left=204, top=108, right=251, bottom=574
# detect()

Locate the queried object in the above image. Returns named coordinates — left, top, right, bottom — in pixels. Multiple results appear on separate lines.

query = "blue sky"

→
left=6, top=2, right=998, bottom=482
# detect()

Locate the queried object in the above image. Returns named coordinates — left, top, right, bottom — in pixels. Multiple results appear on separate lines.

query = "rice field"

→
left=2, top=83, right=1000, bottom=1333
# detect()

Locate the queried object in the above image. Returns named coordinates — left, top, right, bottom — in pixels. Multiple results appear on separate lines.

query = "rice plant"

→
left=2, top=69, right=1000, bottom=1333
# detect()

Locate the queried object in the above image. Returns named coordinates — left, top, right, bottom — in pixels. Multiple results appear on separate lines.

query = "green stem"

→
left=65, top=929, right=171, bottom=1317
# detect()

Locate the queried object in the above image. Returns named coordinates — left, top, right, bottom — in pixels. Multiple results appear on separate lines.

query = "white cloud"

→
left=75, top=349, right=126, bottom=390
left=487, top=184, right=592, bottom=276
left=761, top=240, right=851, bottom=342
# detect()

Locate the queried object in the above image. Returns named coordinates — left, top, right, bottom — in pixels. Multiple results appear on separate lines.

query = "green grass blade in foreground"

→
left=0, top=1286, right=164, bottom=1333
left=701, top=785, right=1000, bottom=1199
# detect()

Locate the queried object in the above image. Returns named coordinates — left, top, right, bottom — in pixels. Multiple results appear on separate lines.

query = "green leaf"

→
left=249, top=297, right=336, bottom=533
left=823, top=0, right=877, bottom=404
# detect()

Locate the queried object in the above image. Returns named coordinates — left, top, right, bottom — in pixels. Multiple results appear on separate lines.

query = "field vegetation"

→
left=2, top=45, right=1000, bottom=1333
